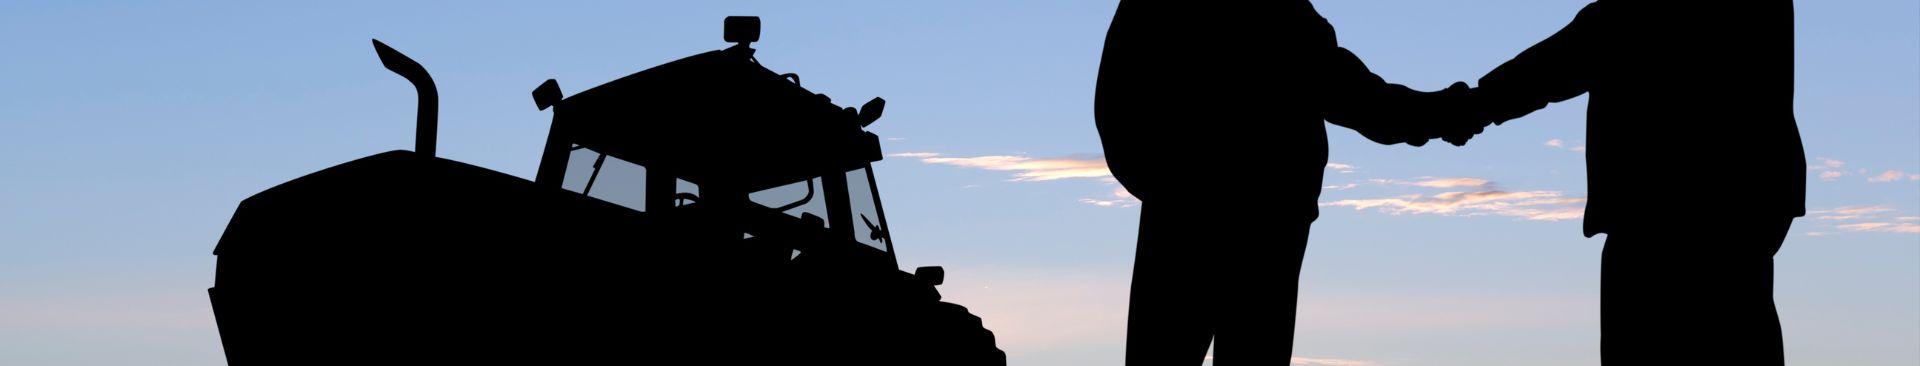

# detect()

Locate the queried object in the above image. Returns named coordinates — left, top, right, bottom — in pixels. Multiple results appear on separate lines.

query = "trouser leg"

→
left=1212, top=220, right=1312, bottom=366
left=1126, top=206, right=1214, bottom=366
left=1600, top=218, right=1790, bottom=366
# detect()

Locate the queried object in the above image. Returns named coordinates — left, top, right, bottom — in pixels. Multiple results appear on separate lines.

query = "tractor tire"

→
left=909, top=301, right=1007, bottom=366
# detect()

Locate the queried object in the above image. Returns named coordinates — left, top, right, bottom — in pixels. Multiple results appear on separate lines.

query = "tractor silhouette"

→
left=208, top=16, right=1004, bottom=365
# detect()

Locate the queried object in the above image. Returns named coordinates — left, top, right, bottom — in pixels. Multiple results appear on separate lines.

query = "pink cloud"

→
left=1866, top=170, right=1919, bottom=183
left=1080, top=187, right=1140, bottom=208
left=1812, top=205, right=1895, bottom=220
left=1359, top=177, right=1494, bottom=188
left=1410, top=178, right=1491, bottom=188
left=1808, top=158, right=1848, bottom=180
left=1839, top=222, right=1920, bottom=234
left=901, top=153, right=1113, bottom=182
left=1804, top=206, right=1920, bottom=235
left=1324, top=183, right=1361, bottom=191
left=1809, top=157, right=1846, bottom=170
left=1544, top=138, right=1584, bottom=152
left=1321, top=190, right=1586, bottom=221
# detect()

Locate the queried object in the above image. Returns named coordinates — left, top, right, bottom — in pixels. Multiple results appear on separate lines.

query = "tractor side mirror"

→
left=858, top=97, right=886, bottom=127
left=725, top=16, right=760, bottom=46
left=915, top=266, right=945, bottom=286
left=532, top=79, right=562, bottom=111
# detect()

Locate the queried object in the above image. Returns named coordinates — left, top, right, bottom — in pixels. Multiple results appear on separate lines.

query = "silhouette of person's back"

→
left=1095, top=1, right=1460, bottom=364
left=1457, top=2, right=1804, bottom=364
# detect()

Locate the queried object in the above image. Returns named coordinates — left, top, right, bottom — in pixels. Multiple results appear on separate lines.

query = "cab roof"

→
left=546, top=46, right=884, bottom=193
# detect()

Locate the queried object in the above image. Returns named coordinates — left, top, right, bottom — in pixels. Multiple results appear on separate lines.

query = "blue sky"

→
left=1, top=1, right=1915, bottom=365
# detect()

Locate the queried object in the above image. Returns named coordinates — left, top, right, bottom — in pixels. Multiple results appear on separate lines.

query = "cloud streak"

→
left=1544, top=138, right=1584, bottom=152
left=908, top=154, right=1112, bottom=182
left=1808, top=157, right=1847, bottom=181
left=1410, top=178, right=1490, bottom=188
left=1866, top=170, right=1920, bottom=183
left=1805, top=205, right=1920, bottom=235
left=1322, top=190, right=1586, bottom=221
left=1327, top=162, right=1358, bottom=173
left=893, top=152, right=1139, bottom=208
left=1838, top=222, right=1920, bottom=233
left=1079, top=187, right=1140, bottom=208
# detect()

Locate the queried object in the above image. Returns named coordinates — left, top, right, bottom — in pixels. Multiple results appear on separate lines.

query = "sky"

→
left=1, top=1, right=1915, bottom=365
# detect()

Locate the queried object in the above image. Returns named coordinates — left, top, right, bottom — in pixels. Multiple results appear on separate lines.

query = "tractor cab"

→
left=529, top=16, right=900, bottom=264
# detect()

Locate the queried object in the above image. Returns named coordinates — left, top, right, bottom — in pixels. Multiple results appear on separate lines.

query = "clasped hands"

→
left=1355, top=82, right=1503, bottom=147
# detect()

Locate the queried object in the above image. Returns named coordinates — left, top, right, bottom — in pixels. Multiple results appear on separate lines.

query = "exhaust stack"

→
left=372, top=39, right=438, bottom=158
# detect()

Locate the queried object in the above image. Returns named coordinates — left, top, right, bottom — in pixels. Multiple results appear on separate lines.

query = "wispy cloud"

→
left=1837, top=222, right=1920, bottom=233
left=890, top=152, right=940, bottom=158
left=1410, top=178, right=1490, bottom=188
left=892, top=152, right=1111, bottom=182
left=1814, top=205, right=1894, bottom=220
left=1080, top=187, right=1140, bottom=208
left=1806, top=157, right=1920, bottom=182
left=1322, top=190, right=1586, bottom=221
left=1327, top=162, right=1358, bottom=173
left=1866, top=170, right=1920, bottom=183
left=1810, top=157, right=1846, bottom=170
left=1544, top=138, right=1584, bottom=152
left=1805, top=205, right=1920, bottom=235
left=1808, top=157, right=1847, bottom=181
left=894, top=151, right=1136, bottom=207
left=1357, top=177, right=1493, bottom=188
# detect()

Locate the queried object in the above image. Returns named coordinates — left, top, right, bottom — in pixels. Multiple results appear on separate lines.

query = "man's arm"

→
left=1093, top=0, right=1168, bottom=201
left=1470, top=2, right=1605, bottom=124
left=1319, top=46, right=1457, bottom=146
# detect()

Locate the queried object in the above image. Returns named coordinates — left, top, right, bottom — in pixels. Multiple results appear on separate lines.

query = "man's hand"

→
left=1431, top=82, right=1494, bottom=146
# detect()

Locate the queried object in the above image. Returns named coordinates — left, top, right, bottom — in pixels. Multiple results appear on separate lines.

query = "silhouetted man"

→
left=1094, top=2, right=1468, bottom=364
left=1451, top=2, right=1804, bottom=364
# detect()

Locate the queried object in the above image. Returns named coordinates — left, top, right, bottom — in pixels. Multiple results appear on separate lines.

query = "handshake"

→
left=1351, top=82, right=1520, bottom=147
